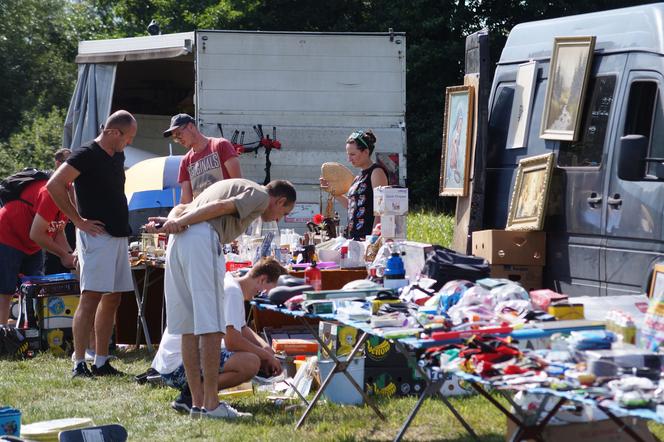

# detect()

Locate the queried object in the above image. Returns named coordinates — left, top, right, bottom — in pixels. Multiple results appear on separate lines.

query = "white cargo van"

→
left=482, top=4, right=664, bottom=296
left=64, top=30, right=407, bottom=231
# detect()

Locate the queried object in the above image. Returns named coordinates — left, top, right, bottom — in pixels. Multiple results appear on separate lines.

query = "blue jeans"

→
left=161, top=349, right=234, bottom=391
left=0, top=243, right=44, bottom=294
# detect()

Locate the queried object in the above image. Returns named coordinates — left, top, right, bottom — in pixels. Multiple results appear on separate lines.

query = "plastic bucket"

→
left=318, top=356, right=365, bottom=405
left=0, top=407, right=21, bottom=436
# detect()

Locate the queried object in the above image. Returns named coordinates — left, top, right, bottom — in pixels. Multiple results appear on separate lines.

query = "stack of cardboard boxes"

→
left=471, top=229, right=546, bottom=291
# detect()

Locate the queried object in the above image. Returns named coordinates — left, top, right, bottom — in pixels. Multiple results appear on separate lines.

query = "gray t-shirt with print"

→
left=190, top=178, right=269, bottom=244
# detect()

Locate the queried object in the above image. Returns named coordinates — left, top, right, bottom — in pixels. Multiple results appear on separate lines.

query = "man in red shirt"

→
left=0, top=179, right=75, bottom=324
left=163, top=114, right=242, bottom=203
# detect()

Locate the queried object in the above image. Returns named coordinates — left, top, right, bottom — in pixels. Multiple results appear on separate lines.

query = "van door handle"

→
left=587, top=193, right=602, bottom=207
left=607, top=194, right=622, bottom=208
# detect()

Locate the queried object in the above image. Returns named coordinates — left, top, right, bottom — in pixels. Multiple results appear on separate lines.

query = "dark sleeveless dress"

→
left=346, top=163, right=384, bottom=240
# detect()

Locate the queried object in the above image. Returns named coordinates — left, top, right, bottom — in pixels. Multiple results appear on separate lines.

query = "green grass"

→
left=407, top=210, right=454, bottom=246
left=4, top=351, right=664, bottom=441
left=1, top=351, right=509, bottom=441
left=4, top=210, right=664, bottom=440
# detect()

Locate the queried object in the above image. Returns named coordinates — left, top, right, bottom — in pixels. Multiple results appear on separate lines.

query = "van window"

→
left=558, top=75, right=616, bottom=167
left=487, top=84, right=514, bottom=167
left=624, top=81, right=657, bottom=138
left=623, top=81, right=664, bottom=177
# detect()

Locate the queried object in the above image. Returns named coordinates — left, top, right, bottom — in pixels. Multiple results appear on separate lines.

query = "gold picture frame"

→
left=649, top=264, right=664, bottom=299
left=506, top=152, right=555, bottom=231
left=439, top=85, right=474, bottom=197
left=540, top=36, right=596, bottom=141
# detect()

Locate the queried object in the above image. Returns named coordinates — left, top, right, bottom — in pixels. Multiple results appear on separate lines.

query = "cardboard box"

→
left=505, top=416, right=655, bottom=442
left=490, top=265, right=543, bottom=291
left=373, top=186, right=408, bottom=215
left=380, top=214, right=407, bottom=240
left=472, top=230, right=546, bottom=265
left=38, top=295, right=79, bottom=329
left=318, top=321, right=360, bottom=360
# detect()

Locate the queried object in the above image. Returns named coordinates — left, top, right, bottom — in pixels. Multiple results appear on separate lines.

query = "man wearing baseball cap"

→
left=164, top=114, right=242, bottom=203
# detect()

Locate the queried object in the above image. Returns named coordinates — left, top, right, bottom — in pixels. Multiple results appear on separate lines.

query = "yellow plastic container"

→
left=548, top=304, right=584, bottom=320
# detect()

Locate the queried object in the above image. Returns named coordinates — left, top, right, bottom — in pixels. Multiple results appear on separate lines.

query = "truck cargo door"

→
left=547, top=74, right=617, bottom=296
left=604, top=67, right=664, bottom=295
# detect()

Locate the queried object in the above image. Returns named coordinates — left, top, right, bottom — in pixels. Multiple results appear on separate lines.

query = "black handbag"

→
left=421, top=246, right=490, bottom=290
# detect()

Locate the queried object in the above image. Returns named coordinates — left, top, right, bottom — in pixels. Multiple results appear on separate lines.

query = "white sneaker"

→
left=202, top=402, right=252, bottom=419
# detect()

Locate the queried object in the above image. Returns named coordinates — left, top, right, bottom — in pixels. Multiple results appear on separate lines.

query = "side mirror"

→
left=617, top=135, right=647, bottom=181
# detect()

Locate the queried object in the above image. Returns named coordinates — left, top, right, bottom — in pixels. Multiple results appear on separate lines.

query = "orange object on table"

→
left=272, top=338, right=318, bottom=355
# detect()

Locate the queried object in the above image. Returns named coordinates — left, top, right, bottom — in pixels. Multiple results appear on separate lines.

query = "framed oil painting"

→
left=506, top=152, right=555, bottom=231
left=439, top=85, right=474, bottom=197
left=506, top=61, right=537, bottom=149
left=540, top=36, right=596, bottom=141
left=649, top=264, right=664, bottom=299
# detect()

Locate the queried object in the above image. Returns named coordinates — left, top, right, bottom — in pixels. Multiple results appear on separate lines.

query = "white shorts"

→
left=164, top=222, right=226, bottom=335
left=77, top=230, right=133, bottom=293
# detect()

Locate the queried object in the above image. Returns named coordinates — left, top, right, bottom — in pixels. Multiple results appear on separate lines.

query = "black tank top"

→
left=346, top=163, right=384, bottom=240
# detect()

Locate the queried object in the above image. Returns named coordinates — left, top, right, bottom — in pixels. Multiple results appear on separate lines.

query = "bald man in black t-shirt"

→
left=48, top=110, right=137, bottom=378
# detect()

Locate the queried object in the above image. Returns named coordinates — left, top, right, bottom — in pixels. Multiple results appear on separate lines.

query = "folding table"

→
left=391, top=321, right=607, bottom=442
left=252, top=302, right=386, bottom=428
left=130, top=263, right=164, bottom=352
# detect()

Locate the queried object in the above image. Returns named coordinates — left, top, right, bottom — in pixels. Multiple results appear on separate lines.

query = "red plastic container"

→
left=226, top=261, right=252, bottom=272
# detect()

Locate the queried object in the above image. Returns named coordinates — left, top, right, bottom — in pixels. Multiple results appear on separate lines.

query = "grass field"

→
left=3, top=211, right=664, bottom=440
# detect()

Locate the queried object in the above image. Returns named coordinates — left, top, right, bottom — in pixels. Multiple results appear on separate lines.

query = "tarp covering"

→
left=63, top=63, right=116, bottom=149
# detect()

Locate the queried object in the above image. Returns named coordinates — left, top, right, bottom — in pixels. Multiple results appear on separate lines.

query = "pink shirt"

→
left=177, top=137, right=239, bottom=199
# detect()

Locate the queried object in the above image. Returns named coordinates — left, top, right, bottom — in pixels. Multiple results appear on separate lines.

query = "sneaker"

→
left=202, top=402, right=252, bottom=420
left=190, top=407, right=203, bottom=419
left=71, top=361, right=93, bottom=378
left=91, top=360, right=125, bottom=377
left=171, top=392, right=193, bottom=414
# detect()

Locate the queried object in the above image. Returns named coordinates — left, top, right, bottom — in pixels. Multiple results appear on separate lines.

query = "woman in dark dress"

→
left=321, top=130, right=388, bottom=240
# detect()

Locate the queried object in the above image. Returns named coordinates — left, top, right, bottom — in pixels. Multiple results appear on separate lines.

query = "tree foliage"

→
left=1, top=0, right=659, bottom=206
left=0, top=107, right=68, bottom=174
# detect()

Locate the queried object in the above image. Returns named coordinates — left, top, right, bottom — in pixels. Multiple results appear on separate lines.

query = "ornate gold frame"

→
left=506, top=152, right=555, bottom=231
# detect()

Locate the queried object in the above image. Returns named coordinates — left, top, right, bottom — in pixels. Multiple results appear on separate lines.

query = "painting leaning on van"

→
left=540, top=36, right=596, bottom=141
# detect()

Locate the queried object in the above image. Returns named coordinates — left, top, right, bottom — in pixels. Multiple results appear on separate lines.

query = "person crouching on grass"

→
left=152, top=257, right=287, bottom=416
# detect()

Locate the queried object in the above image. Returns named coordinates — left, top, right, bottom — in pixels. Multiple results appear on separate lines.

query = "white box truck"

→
left=65, top=30, right=407, bottom=232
